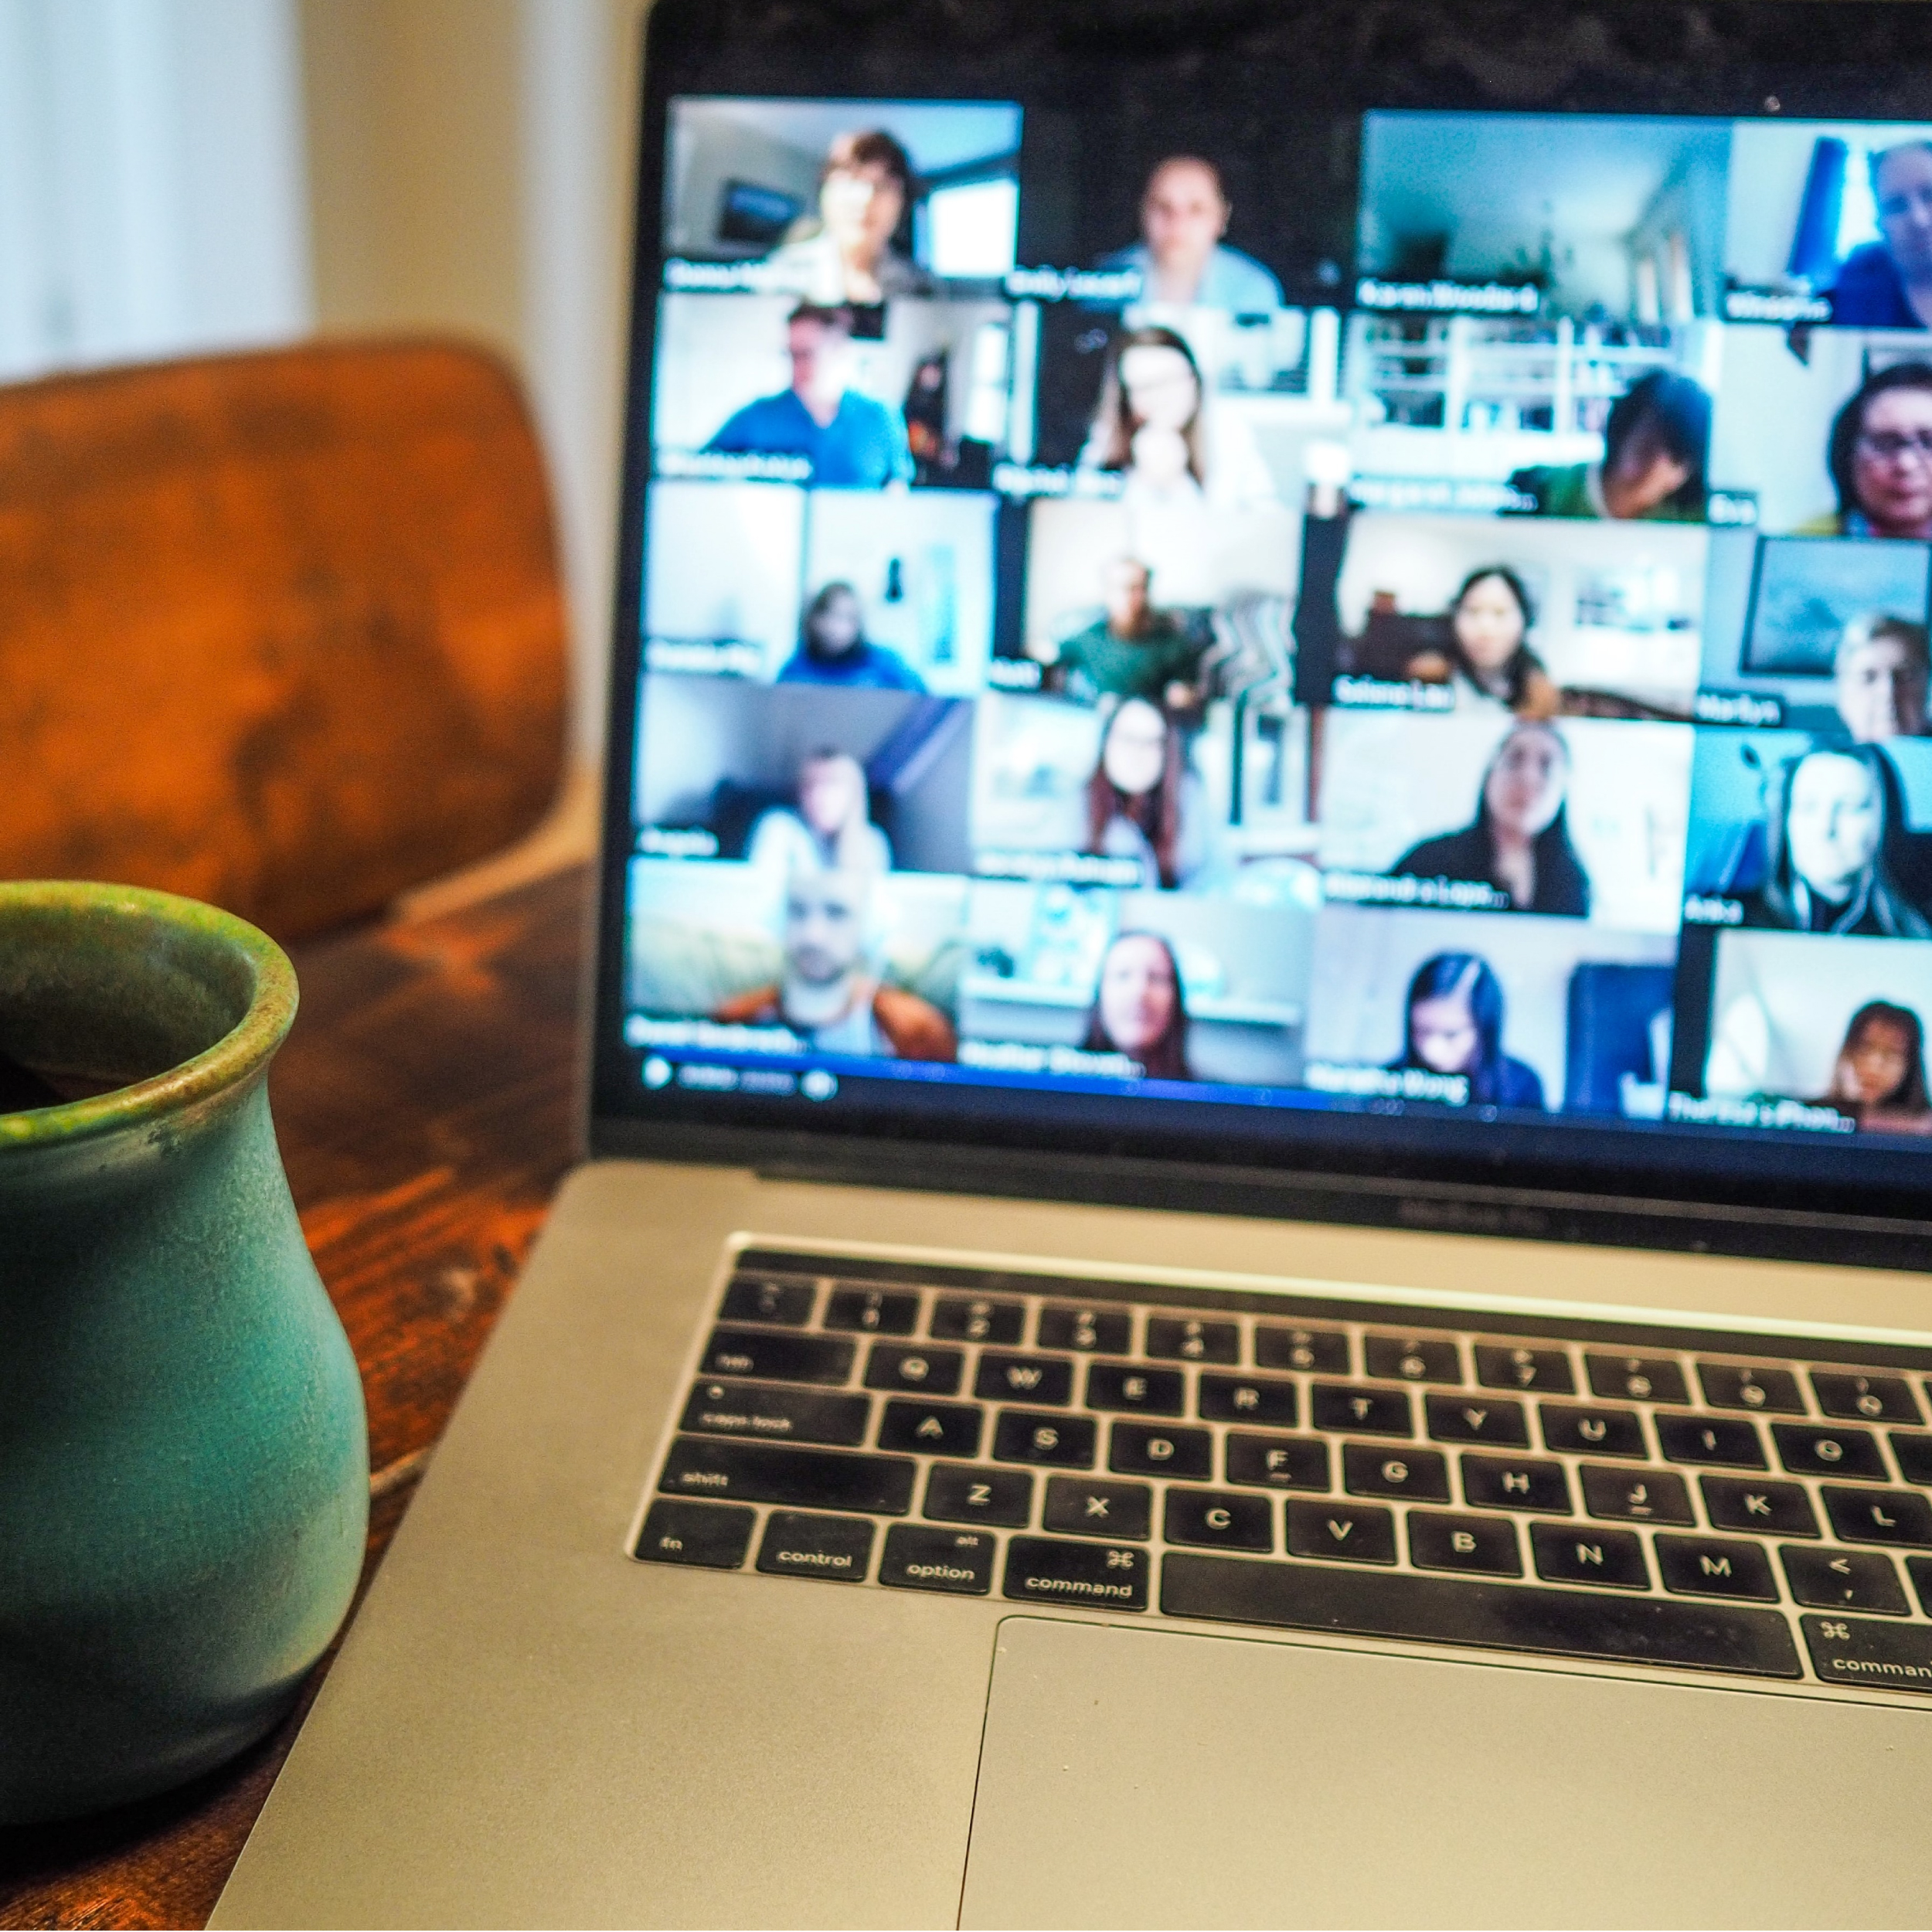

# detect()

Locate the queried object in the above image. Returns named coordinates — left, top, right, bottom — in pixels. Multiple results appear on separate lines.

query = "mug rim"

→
left=0, top=881, right=297, bottom=1150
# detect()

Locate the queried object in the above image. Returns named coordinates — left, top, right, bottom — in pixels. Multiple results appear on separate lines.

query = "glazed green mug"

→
left=0, top=881, right=368, bottom=1824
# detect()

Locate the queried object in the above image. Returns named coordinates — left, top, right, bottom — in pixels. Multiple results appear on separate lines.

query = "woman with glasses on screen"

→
left=1737, top=743, right=1931, bottom=937
left=1388, top=721, right=1591, bottom=917
left=764, top=130, right=934, bottom=304
left=1800, top=363, right=1932, bottom=540
left=1389, top=953, right=1546, bottom=1111
left=1080, top=930, right=1192, bottom=1080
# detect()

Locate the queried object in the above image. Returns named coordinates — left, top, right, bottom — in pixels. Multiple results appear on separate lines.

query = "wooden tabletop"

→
left=0, top=865, right=590, bottom=1931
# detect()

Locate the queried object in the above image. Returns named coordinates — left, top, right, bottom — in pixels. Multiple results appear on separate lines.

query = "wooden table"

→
left=0, top=866, right=590, bottom=1931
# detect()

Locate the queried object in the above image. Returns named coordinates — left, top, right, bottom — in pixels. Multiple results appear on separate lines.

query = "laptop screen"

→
left=602, top=4, right=1932, bottom=1214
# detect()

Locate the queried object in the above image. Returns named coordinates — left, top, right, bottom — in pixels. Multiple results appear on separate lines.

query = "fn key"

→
left=634, top=1498, right=754, bottom=1569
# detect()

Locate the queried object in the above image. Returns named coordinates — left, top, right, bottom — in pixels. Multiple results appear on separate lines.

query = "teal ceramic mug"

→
left=0, top=881, right=368, bottom=1824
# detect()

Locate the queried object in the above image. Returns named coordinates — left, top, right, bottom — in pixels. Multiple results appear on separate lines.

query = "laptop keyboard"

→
left=631, top=1248, right=1932, bottom=1698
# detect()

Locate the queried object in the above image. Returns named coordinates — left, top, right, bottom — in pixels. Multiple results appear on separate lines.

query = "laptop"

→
left=216, top=2, right=1932, bottom=1922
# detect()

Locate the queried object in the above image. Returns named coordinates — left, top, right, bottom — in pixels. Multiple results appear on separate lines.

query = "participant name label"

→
left=1357, top=277, right=1539, bottom=315
left=959, top=1039, right=1141, bottom=1079
left=1723, top=287, right=1832, bottom=324
left=976, top=851, right=1145, bottom=886
left=1666, top=1092, right=1854, bottom=1133
left=1333, top=676, right=1457, bottom=713
left=1324, top=870, right=1512, bottom=912
left=1305, top=1063, right=1471, bottom=1105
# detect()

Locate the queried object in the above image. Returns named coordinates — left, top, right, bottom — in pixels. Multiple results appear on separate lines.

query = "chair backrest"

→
left=1, top=339, right=569, bottom=940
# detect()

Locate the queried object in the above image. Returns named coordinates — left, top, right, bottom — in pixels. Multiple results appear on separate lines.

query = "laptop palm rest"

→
left=961, top=1617, right=1922, bottom=1929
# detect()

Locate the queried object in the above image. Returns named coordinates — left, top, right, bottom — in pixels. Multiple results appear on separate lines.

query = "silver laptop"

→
left=216, top=3, right=1932, bottom=1923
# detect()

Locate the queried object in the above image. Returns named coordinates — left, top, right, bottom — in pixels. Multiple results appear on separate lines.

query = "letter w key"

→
left=976, top=1353, right=1073, bottom=1405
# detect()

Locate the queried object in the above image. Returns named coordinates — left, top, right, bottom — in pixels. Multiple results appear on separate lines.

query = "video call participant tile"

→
left=1301, top=905, right=1678, bottom=1120
left=1316, top=711, right=1692, bottom=933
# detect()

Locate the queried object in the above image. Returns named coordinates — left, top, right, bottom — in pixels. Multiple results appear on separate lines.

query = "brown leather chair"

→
left=0, top=340, right=570, bottom=940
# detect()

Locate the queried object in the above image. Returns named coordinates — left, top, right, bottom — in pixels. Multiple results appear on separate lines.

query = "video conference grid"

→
left=624, top=97, right=1932, bottom=1150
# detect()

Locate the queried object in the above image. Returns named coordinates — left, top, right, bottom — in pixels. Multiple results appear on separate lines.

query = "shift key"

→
left=700, top=1326, right=855, bottom=1385
left=659, top=1437, right=915, bottom=1514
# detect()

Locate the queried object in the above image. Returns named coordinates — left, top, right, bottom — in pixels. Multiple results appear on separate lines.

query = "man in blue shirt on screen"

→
left=705, top=303, right=913, bottom=487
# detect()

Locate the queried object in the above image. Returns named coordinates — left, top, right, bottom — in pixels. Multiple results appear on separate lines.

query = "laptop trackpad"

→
left=961, top=1617, right=1923, bottom=1929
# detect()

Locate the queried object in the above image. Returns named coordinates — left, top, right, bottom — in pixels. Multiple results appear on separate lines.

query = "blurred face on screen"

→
left=1104, top=559, right=1153, bottom=637
left=1852, top=386, right=1932, bottom=537
left=807, top=588, right=864, bottom=659
left=1787, top=752, right=1883, bottom=903
left=1602, top=418, right=1692, bottom=519
left=1410, top=992, right=1480, bottom=1077
left=1482, top=726, right=1566, bottom=841
left=1102, top=699, right=1168, bottom=798
left=1140, top=158, right=1230, bottom=297
left=1097, top=935, right=1178, bottom=1058
left=1837, top=633, right=1930, bottom=742
left=783, top=870, right=866, bottom=989
left=798, top=753, right=867, bottom=841
left=787, top=318, right=853, bottom=419
left=1875, top=145, right=1932, bottom=286
left=1454, top=575, right=1527, bottom=673
left=820, top=158, right=905, bottom=267
left=1845, top=1015, right=1914, bottom=1105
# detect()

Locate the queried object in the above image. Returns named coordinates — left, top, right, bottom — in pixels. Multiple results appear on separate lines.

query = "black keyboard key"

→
left=1907, top=1555, right=1932, bottom=1614
left=1110, top=1420, right=1213, bottom=1480
left=719, top=1274, right=815, bottom=1325
left=878, top=1524, right=995, bottom=1595
left=1425, top=1393, right=1529, bottom=1447
left=1698, top=1362, right=1805, bottom=1414
left=1043, top=1475, right=1152, bottom=1540
left=1224, top=1433, right=1330, bottom=1491
left=1286, top=1499, right=1398, bottom=1564
left=864, top=1342, right=964, bottom=1396
left=659, top=1437, right=915, bottom=1514
left=1701, top=1475, right=1818, bottom=1538
left=1146, top=1316, right=1240, bottom=1364
left=1003, top=1536, right=1148, bottom=1611
left=1893, top=1433, right=1932, bottom=1485
left=924, top=1464, right=1032, bottom=1528
left=679, top=1379, right=871, bottom=1447
left=1656, top=1415, right=1766, bottom=1468
left=1474, top=1345, right=1574, bottom=1394
left=1586, top=1353, right=1690, bottom=1406
left=1085, top=1362, right=1186, bottom=1415
left=1812, top=1371, right=1922, bottom=1425
left=876, top=1398, right=984, bottom=1459
left=1363, top=1335, right=1461, bottom=1384
left=1311, top=1383, right=1412, bottom=1436
left=1342, top=1442, right=1450, bottom=1502
left=1781, top=1546, right=1909, bottom=1614
left=930, top=1295, right=1025, bottom=1344
left=1036, top=1304, right=1132, bottom=1354
left=634, top=1498, right=755, bottom=1569
left=824, top=1286, right=920, bottom=1335
left=975, top=1352, right=1074, bottom=1406
left=1162, top=1555, right=1801, bottom=1680
left=1197, top=1373, right=1298, bottom=1427
left=1254, top=1325, right=1349, bottom=1374
left=1408, top=1511, right=1522, bottom=1577
left=1539, top=1403, right=1647, bottom=1459
left=1821, top=1485, right=1932, bottom=1547
left=1461, top=1454, right=1570, bottom=1514
left=993, top=1409, right=1097, bottom=1468
left=1531, top=1522, right=1649, bottom=1590
left=1165, top=1488, right=1274, bottom=1553
left=701, top=1327, right=855, bottom=1386
left=1802, top=1614, right=1932, bottom=1694
left=1770, top=1422, right=1886, bottom=1482
left=756, top=1510, right=873, bottom=1582
left=1655, top=1535, right=1778, bottom=1601
left=1580, top=1464, right=1695, bottom=1526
